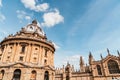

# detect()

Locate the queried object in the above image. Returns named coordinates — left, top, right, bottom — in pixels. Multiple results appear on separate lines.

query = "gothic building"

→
left=55, top=50, right=120, bottom=80
left=0, top=20, right=120, bottom=80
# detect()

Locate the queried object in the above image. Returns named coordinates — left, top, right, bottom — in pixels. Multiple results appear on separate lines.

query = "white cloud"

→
left=65, top=55, right=80, bottom=62
left=16, top=10, right=31, bottom=22
left=25, top=16, right=31, bottom=20
left=61, top=55, right=81, bottom=69
left=0, top=0, right=2, bottom=7
left=0, top=29, right=9, bottom=41
left=21, top=0, right=49, bottom=12
left=41, top=9, right=64, bottom=27
left=52, top=42, right=60, bottom=49
left=0, top=13, right=5, bottom=22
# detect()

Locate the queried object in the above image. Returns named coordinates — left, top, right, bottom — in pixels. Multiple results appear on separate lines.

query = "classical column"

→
left=25, top=44, right=30, bottom=62
left=14, top=43, right=20, bottom=62
left=2, top=44, right=8, bottom=62
left=29, top=44, right=33, bottom=62
left=11, top=43, right=17, bottom=62
left=38, top=45, right=41, bottom=65
left=24, top=69, right=31, bottom=80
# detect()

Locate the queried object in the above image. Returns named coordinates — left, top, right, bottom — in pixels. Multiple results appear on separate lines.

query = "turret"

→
left=80, top=56, right=85, bottom=72
left=89, top=52, right=94, bottom=65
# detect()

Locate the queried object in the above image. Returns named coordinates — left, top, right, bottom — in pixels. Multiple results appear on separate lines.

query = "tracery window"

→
left=97, top=65, right=102, bottom=75
left=30, top=70, right=37, bottom=80
left=107, top=60, right=120, bottom=74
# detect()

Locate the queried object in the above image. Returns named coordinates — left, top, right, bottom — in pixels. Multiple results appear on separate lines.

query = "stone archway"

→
left=12, top=69, right=21, bottom=80
left=44, top=71, right=49, bottom=80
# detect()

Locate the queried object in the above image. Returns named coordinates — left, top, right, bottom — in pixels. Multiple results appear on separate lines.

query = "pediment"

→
left=6, top=62, right=31, bottom=68
left=102, top=55, right=118, bottom=63
left=11, top=63, right=28, bottom=68
left=44, top=65, right=55, bottom=71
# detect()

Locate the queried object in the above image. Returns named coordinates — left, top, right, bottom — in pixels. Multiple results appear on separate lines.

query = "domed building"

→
left=0, top=20, right=120, bottom=80
left=0, top=20, right=55, bottom=80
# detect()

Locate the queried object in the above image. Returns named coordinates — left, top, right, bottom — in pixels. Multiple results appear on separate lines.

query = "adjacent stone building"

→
left=0, top=20, right=120, bottom=80
left=55, top=50, right=120, bottom=80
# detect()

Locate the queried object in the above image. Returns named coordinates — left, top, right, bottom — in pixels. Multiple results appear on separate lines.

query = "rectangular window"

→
left=45, top=49, right=48, bottom=57
left=19, top=56, right=23, bottom=61
left=21, top=46, right=25, bottom=53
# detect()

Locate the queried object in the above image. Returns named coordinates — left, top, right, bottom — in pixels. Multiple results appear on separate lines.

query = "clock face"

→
left=28, top=26, right=35, bottom=32
left=25, top=25, right=44, bottom=35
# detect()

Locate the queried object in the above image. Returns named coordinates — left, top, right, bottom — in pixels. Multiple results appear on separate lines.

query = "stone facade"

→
left=0, top=20, right=120, bottom=80
left=55, top=51, right=120, bottom=80
left=0, top=20, right=55, bottom=80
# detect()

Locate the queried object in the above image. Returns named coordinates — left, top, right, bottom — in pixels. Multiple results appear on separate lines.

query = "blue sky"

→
left=1, top=0, right=120, bottom=69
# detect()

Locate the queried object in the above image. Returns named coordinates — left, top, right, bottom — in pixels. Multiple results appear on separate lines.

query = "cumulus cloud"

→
left=41, top=9, right=64, bottom=27
left=66, top=55, right=81, bottom=62
left=21, top=0, right=49, bottom=12
left=0, top=0, right=2, bottom=7
left=0, top=13, right=5, bottom=22
left=16, top=10, right=31, bottom=22
left=0, top=29, right=9, bottom=41
left=52, top=42, right=60, bottom=49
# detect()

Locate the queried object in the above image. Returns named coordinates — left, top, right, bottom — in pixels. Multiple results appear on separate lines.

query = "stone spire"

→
left=117, top=50, right=120, bottom=56
left=100, top=54, right=103, bottom=59
left=107, top=48, right=110, bottom=55
left=80, top=56, right=85, bottom=72
left=89, top=51, right=94, bottom=65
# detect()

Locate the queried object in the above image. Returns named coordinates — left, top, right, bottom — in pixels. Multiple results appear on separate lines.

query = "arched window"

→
left=0, top=70, right=5, bottom=79
left=30, top=70, right=37, bottom=80
left=107, top=60, right=120, bottom=74
left=12, top=69, right=21, bottom=80
left=97, top=65, right=102, bottom=75
left=44, top=71, right=49, bottom=80
left=66, top=76, right=69, bottom=80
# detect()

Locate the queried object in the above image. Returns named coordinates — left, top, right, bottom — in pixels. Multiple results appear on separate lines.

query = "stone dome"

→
left=24, top=20, right=44, bottom=36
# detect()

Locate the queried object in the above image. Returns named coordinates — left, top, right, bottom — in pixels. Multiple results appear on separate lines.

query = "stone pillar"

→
left=25, top=44, right=31, bottom=62
left=2, top=44, right=7, bottom=62
left=24, top=69, right=31, bottom=80
left=3, top=68, right=11, bottom=80
left=29, top=44, right=33, bottom=62
left=8, top=68, right=14, bottom=80
left=11, top=43, right=17, bottom=62
left=14, top=43, right=20, bottom=61
left=36, top=70, right=41, bottom=80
